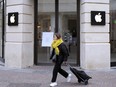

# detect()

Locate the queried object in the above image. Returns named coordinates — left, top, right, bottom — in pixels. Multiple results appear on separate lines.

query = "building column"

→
left=80, top=0, right=110, bottom=69
left=5, top=0, right=34, bottom=68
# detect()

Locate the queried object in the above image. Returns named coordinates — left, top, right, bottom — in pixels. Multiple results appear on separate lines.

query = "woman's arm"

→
left=50, top=49, right=55, bottom=60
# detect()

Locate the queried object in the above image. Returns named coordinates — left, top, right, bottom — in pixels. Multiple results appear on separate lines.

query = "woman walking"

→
left=50, top=33, right=72, bottom=87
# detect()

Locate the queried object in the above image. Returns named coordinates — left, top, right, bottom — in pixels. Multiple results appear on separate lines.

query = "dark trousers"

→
left=51, top=60, right=68, bottom=82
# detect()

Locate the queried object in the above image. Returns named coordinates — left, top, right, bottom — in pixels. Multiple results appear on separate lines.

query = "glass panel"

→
left=37, top=15, right=51, bottom=63
left=110, top=0, right=116, bottom=64
left=59, top=0, right=77, bottom=64
left=37, top=0, right=55, bottom=63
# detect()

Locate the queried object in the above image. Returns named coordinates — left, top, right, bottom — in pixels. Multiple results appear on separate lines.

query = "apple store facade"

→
left=0, top=0, right=116, bottom=69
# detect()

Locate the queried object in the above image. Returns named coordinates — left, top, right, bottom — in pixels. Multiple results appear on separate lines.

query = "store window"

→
left=110, top=0, right=116, bottom=66
left=36, top=0, right=77, bottom=64
left=37, top=15, right=51, bottom=63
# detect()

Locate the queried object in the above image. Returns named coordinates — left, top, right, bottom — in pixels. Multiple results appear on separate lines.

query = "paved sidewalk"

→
left=0, top=65, right=115, bottom=87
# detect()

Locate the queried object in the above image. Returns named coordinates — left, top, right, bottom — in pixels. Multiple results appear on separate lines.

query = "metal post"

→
left=77, top=0, right=80, bottom=66
left=55, top=0, right=59, bottom=33
left=34, top=0, right=38, bottom=65
left=2, top=0, right=5, bottom=61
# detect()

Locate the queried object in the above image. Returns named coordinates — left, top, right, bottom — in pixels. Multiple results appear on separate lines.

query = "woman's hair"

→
left=55, top=33, right=61, bottom=39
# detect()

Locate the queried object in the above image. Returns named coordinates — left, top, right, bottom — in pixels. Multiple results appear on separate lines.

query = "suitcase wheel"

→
left=84, top=80, right=88, bottom=85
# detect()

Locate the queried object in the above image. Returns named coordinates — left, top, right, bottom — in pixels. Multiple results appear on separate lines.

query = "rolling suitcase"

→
left=69, top=65, right=92, bottom=85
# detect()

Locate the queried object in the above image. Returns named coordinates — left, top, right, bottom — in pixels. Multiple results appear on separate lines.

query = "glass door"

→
left=37, top=15, right=51, bottom=63
left=36, top=0, right=55, bottom=64
left=59, top=0, right=77, bottom=64
left=62, top=15, right=77, bottom=64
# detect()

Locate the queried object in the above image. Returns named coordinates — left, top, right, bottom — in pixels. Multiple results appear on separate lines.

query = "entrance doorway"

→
left=34, top=0, right=80, bottom=65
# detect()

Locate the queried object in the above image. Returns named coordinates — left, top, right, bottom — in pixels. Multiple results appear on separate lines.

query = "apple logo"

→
left=10, top=14, right=15, bottom=23
left=95, top=13, right=102, bottom=22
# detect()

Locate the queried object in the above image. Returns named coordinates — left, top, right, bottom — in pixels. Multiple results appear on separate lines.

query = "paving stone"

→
left=0, top=65, right=115, bottom=87
left=8, top=83, right=41, bottom=87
